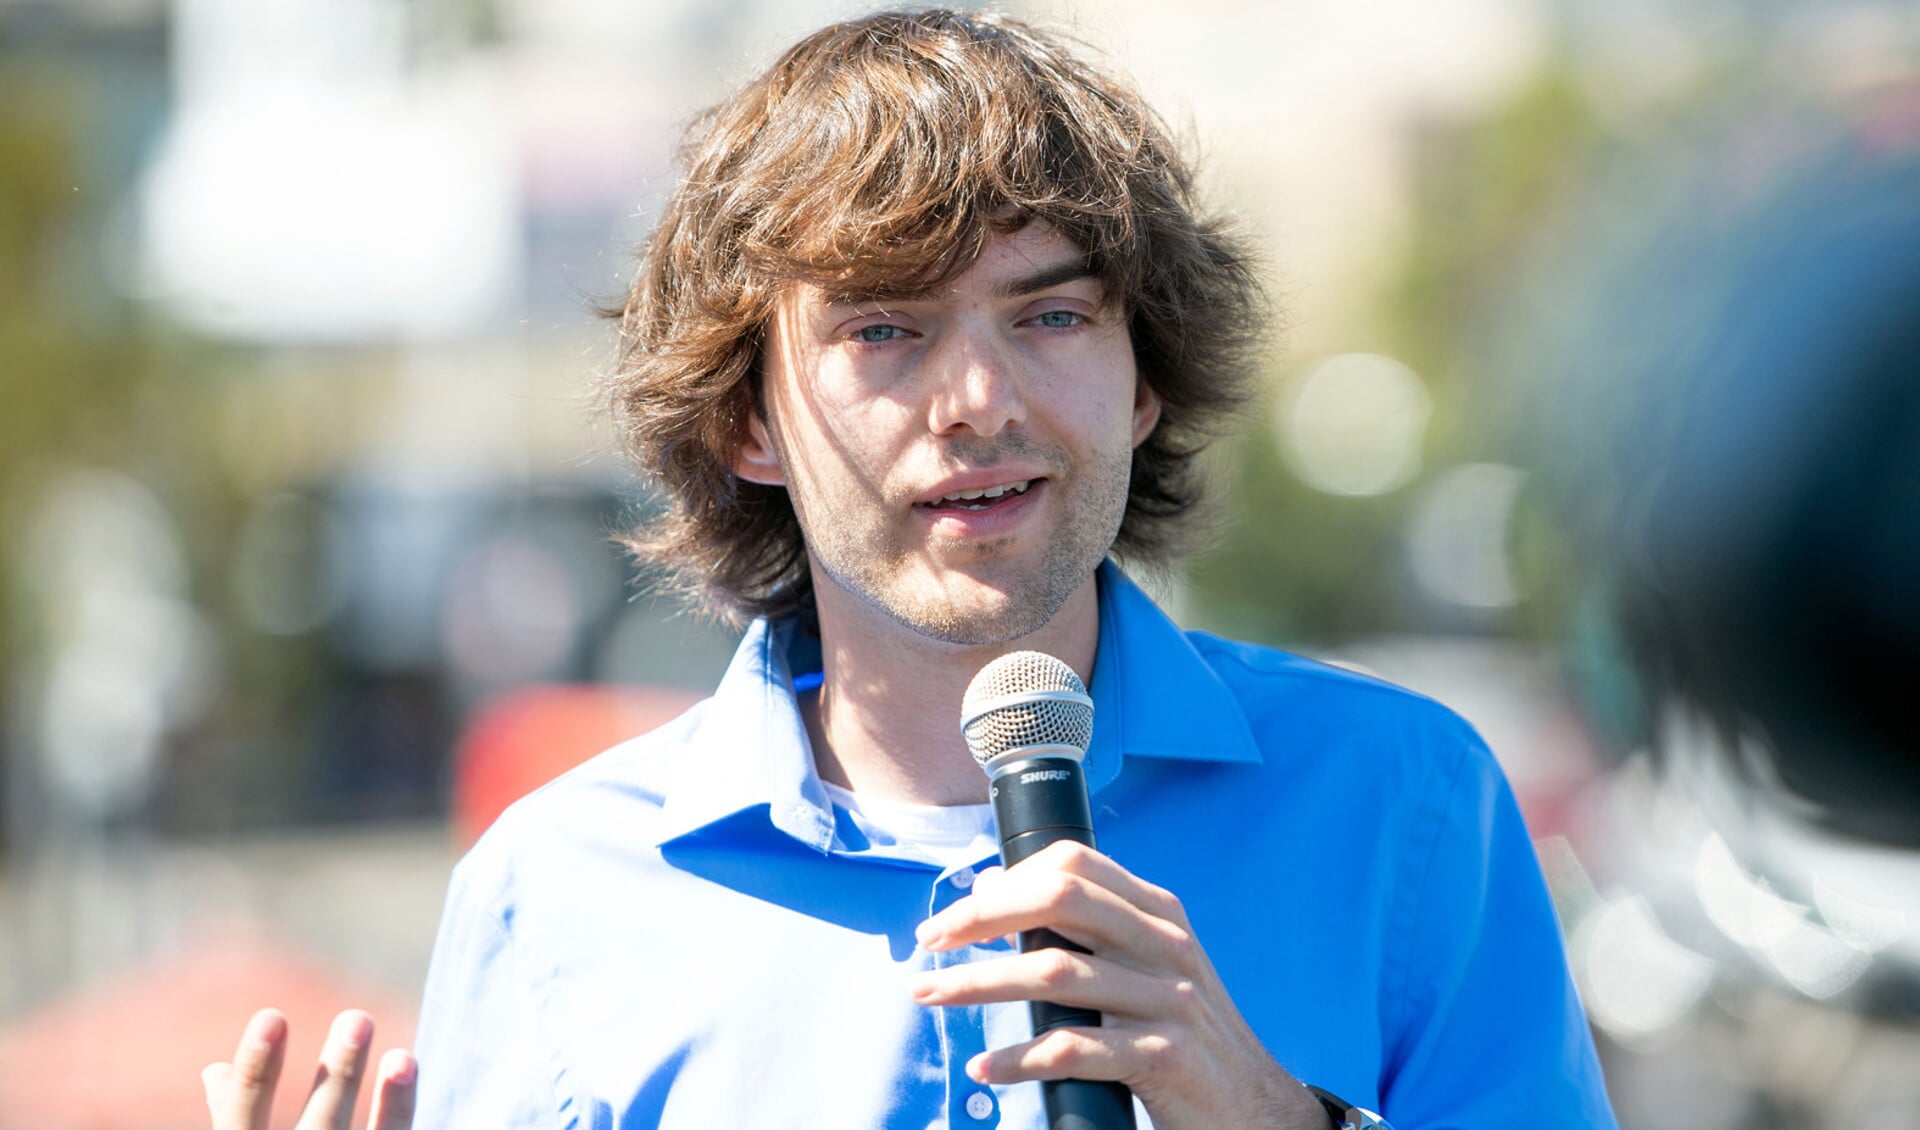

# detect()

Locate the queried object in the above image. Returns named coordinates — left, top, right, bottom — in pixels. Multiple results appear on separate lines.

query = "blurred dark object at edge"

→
left=1526, top=84, right=1920, bottom=846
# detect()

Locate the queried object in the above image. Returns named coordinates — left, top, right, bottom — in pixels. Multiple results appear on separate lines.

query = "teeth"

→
left=938, top=480, right=1030, bottom=504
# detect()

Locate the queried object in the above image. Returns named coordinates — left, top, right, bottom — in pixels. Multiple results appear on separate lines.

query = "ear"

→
left=1130, top=377, right=1163, bottom=449
left=732, top=398, right=787, bottom=487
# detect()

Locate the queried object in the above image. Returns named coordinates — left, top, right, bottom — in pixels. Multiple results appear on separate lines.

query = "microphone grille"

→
left=960, top=651, right=1094, bottom=768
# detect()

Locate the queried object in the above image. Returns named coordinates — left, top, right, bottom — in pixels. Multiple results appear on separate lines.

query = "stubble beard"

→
left=797, top=441, right=1134, bottom=647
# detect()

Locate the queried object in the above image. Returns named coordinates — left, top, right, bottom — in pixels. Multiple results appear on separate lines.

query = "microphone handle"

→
left=991, top=758, right=1138, bottom=1130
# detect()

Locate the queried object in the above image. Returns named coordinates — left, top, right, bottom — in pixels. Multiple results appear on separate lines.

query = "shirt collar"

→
left=653, top=560, right=1262, bottom=848
left=655, top=614, right=836, bottom=851
left=1080, top=560, right=1263, bottom=793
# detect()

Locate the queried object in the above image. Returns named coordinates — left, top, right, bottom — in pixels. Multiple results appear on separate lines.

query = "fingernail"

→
left=907, top=974, right=938, bottom=1002
left=246, top=1009, right=287, bottom=1049
left=967, top=1053, right=990, bottom=1083
left=331, top=1011, right=372, bottom=1048
left=915, top=921, right=941, bottom=947
left=383, top=1049, right=417, bottom=1086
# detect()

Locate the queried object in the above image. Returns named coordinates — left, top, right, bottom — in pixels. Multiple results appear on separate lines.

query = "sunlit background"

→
left=2, top=0, right=1917, bottom=1126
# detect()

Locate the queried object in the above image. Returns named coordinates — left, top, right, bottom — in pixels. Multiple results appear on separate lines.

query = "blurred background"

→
left=1, top=0, right=1916, bottom=1126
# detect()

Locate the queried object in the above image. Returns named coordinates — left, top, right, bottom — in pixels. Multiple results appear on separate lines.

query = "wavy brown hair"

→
left=607, top=8, right=1266, bottom=623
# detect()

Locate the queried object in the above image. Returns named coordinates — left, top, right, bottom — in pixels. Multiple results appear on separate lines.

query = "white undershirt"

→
left=821, top=781, right=998, bottom=873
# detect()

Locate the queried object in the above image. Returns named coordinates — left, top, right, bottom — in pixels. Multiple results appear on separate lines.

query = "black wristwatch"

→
left=1306, top=1085, right=1391, bottom=1130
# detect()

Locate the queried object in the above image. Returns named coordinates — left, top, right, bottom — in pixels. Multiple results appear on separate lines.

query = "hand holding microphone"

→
left=955, top=650, right=1134, bottom=1130
left=910, top=652, right=1330, bottom=1130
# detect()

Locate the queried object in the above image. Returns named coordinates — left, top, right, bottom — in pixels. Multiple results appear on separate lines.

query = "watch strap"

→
left=1306, top=1084, right=1391, bottom=1130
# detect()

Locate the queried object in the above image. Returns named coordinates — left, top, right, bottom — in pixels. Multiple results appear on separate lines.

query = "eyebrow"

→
left=994, top=259, right=1100, bottom=299
left=821, top=259, right=1101, bottom=309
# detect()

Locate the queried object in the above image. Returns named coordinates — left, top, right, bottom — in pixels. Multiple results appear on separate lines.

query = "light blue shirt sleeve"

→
left=413, top=853, right=574, bottom=1130
left=1379, top=733, right=1617, bottom=1128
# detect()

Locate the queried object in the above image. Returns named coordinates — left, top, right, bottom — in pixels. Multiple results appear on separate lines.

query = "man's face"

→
left=735, top=222, right=1160, bottom=645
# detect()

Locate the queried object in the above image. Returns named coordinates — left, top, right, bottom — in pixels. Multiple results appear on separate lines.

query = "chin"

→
left=814, top=544, right=1092, bottom=647
left=886, top=579, right=1065, bottom=647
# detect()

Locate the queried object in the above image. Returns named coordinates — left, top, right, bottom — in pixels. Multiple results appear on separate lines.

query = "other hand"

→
left=910, top=841, right=1330, bottom=1130
left=203, top=1008, right=416, bottom=1130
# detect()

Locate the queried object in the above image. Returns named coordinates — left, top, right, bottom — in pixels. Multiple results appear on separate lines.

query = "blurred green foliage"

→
left=0, top=62, right=144, bottom=484
left=1184, top=65, right=1609, bottom=650
left=0, top=57, right=325, bottom=836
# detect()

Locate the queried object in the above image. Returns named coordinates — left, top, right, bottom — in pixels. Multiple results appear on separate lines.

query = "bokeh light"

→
left=1405, top=462, right=1525, bottom=610
left=1276, top=352, right=1431, bottom=497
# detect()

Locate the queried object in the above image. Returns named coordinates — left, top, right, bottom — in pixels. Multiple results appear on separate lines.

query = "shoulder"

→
left=1189, top=631, right=1485, bottom=755
left=450, top=697, right=713, bottom=903
left=1179, top=630, right=1508, bottom=846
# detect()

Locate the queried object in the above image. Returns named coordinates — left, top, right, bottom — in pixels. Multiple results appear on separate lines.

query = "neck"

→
left=800, top=571, right=1102, bottom=807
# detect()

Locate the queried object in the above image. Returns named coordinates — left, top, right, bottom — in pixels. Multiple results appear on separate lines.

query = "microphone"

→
left=961, top=651, right=1136, bottom=1130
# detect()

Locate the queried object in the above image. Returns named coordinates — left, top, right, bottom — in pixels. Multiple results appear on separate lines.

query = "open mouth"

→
left=920, top=479, right=1034, bottom=512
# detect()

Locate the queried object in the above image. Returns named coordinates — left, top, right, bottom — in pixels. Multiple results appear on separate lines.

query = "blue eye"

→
left=1033, top=310, right=1082, bottom=328
left=856, top=324, right=907, bottom=343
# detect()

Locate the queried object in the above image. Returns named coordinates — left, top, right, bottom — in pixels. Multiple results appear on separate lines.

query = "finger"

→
left=1022, top=841, right=1188, bottom=926
left=967, top=1025, right=1172, bottom=1086
left=922, top=841, right=1187, bottom=952
left=910, top=946, right=1187, bottom=1020
left=920, top=866, right=1130, bottom=952
left=202, top=1062, right=233, bottom=1119
left=295, top=1010, right=374, bottom=1130
left=919, top=864, right=1192, bottom=970
left=368, top=1048, right=418, bottom=1130
left=213, top=1008, right=289, bottom=1130
left=966, top=868, right=1019, bottom=946
left=960, top=867, right=1021, bottom=947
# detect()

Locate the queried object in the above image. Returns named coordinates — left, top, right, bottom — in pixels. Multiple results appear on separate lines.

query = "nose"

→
left=925, top=326, right=1027, bottom=438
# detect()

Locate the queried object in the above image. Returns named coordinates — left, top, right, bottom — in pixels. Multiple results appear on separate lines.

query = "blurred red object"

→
left=450, top=684, right=702, bottom=852
left=0, top=925, right=416, bottom=1130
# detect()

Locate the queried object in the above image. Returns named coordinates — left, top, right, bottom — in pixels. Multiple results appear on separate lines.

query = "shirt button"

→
left=964, top=1090, right=995, bottom=1120
left=951, top=867, right=976, bottom=890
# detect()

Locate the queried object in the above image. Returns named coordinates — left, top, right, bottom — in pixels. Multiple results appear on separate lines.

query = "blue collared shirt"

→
left=413, top=562, right=1617, bottom=1128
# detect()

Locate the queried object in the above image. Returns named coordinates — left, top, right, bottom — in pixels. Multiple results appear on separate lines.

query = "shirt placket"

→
left=929, top=861, right=1001, bottom=1129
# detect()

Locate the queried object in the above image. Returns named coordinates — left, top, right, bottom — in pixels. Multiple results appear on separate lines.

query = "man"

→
left=204, top=10, right=1616, bottom=1128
